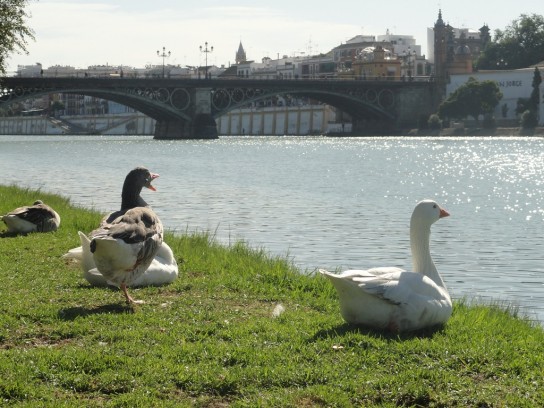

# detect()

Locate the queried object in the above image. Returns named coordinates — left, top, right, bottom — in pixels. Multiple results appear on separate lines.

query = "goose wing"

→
left=350, top=268, right=448, bottom=306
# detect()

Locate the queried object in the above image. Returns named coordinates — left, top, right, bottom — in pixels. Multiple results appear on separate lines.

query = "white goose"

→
left=76, top=167, right=165, bottom=304
left=320, top=199, right=452, bottom=332
left=64, top=231, right=178, bottom=287
left=64, top=167, right=178, bottom=290
left=2, top=200, right=61, bottom=234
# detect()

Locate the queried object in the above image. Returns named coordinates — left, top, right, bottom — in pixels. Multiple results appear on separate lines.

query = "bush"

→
left=482, top=114, right=496, bottom=129
left=417, top=114, right=429, bottom=130
left=428, top=114, right=443, bottom=130
left=520, top=110, right=538, bottom=129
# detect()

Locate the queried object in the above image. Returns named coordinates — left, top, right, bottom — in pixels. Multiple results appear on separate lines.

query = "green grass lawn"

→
left=1, top=184, right=543, bottom=407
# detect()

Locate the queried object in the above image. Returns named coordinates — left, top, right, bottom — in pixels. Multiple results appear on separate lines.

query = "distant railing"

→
left=8, top=71, right=433, bottom=83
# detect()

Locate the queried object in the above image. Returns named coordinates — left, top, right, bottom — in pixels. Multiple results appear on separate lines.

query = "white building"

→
left=447, top=66, right=544, bottom=125
left=377, top=31, right=422, bottom=58
left=16, top=63, right=43, bottom=77
left=236, top=56, right=306, bottom=79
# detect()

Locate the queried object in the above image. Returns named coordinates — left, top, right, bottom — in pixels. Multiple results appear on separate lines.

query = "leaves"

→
left=439, top=77, right=502, bottom=121
left=0, top=0, right=35, bottom=75
left=477, top=13, right=544, bottom=70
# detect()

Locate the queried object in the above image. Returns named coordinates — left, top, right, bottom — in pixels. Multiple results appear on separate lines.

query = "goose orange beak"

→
left=146, top=173, right=160, bottom=191
left=439, top=207, right=450, bottom=218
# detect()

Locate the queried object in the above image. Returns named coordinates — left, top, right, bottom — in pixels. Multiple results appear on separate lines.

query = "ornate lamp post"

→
left=157, top=46, right=171, bottom=78
left=496, top=58, right=508, bottom=70
left=402, top=48, right=417, bottom=81
left=199, top=42, right=213, bottom=79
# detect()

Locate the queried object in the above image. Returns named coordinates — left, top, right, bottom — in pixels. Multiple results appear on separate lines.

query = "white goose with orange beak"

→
left=320, top=200, right=452, bottom=332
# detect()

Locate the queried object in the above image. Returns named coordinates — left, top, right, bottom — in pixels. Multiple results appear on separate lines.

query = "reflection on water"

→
left=1, top=135, right=544, bottom=323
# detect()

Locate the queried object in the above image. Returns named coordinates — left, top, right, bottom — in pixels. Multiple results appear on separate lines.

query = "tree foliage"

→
left=520, top=109, right=538, bottom=129
left=476, top=14, right=544, bottom=70
left=0, top=0, right=35, bottom=75
left=427, top=114, right=442, bottom=130
left=517, top=67, right=542, bottom=116
left=438, top=77, right=503, bottom=121
left=530, top=66, right=542, bottom=109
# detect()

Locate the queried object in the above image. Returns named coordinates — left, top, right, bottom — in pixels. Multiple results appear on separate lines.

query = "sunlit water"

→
left=1, top=135, right=543, bottom=323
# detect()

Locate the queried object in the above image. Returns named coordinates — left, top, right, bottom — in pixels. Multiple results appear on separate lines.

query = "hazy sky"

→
left=7, top=0, right=544, bottom=72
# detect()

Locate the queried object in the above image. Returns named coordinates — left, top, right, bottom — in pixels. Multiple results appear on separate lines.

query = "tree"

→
left=0, top=0, right=35, bottom=75
left=438, top=77, right=503, bottom=122
left=476, top=14, right=544, bottom=70
left=516, top=67, right=542, bottom=117
left=530, top=66, right=542, bottom=111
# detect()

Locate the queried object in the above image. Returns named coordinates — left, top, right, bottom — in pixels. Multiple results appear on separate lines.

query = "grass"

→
left=1, top=184, right=544, bottom=407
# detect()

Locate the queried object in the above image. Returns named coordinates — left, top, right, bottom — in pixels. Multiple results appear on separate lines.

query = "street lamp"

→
left=157, top=46, right=171, bottom=78
left=496, top=58, right=508, bottom=70
left=199, top=42, right=213, bottom=79
left=402, top=48, right=416, bottom=81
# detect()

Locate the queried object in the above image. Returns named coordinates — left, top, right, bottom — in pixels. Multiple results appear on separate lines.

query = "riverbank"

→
left=1, top=185, right=543, bottom=406
left=3, top=113, right=543, bottom=138
left=328, top=126, right=544, bottom=137
left=412, top=126, right=544, bottom=137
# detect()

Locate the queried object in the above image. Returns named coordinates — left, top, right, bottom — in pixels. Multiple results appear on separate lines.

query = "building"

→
left=235, top=56, right=307, bottom=79
left=377, top=30, right=422, bottom=59
left=16, top=63, right=42, bottom=77
left=332, top=35, right=394, bottom=72
left=377, top=31, right=428, bottom=77
left=431, top=9, right=491, bottom=88
left=428, top=10, right=490, bottom=64
left=216, top=104, right=341, bottom=136
left=447, top=66, right=544, bottom=125
left=351, top=45, right=400, bottom=80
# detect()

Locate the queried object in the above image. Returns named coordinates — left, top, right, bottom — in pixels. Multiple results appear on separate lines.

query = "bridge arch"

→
left=211, top=87, right=396, bottom=122
left=0, top=86, right=193, bottom=122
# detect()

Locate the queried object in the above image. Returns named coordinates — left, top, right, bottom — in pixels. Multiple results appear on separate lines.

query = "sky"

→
left=7, top=0, right=544, bottom=72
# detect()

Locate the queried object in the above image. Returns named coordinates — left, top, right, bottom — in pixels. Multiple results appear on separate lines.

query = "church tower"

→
left=235, top=42, right=247, bottom=64
left=433, top=9, right=448, bottom=86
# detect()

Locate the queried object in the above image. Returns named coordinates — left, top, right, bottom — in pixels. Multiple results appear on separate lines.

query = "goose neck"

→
left=121, top=187, right=147, bottom=210
left=410, top=224, right=445, bottom=288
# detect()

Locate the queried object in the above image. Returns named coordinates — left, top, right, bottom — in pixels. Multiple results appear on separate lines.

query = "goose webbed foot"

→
left=121, top=283, right=145, bottom=305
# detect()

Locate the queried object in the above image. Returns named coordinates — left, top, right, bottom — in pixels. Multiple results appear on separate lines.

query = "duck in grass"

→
left=1, top=200, right=60, bottom=235
left=70, top=167, right=165, bottom=305
left=320, top=199, right=452, bottom=333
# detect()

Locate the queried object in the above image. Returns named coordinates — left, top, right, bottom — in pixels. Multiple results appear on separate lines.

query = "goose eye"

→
left=433, top=204, right=437, bottom=209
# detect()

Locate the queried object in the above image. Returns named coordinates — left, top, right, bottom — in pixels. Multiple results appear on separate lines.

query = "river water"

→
left=1, top=135, right=543, bottom=323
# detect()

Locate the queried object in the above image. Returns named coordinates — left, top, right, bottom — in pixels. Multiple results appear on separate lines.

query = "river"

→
left=1, top=135, right=543, bottom=323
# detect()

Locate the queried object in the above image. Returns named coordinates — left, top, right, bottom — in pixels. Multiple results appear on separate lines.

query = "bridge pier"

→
left=153, top=115, right=218, bottom=140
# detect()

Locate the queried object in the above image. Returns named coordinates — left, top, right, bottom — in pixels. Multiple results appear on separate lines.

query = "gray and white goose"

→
left=320, top=199, right=452, bottom=332
left=86, top=167, right=164, bottom=304
left=2, top=200, right=61, bottom=234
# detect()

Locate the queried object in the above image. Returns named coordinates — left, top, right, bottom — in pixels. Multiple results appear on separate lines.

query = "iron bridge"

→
left=0, top=77, right=437, bottom=138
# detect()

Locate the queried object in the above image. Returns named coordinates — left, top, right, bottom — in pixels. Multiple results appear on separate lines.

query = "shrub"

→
left=482, top=114, right=496, bottom=129
left=520, top=110, right=538, bottom=129
left=428, top=114, right=442, bottom=130
left=417, top=114, right=429, bottom=130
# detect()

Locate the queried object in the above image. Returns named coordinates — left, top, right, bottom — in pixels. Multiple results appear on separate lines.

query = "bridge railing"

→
left=5, top=71, right=434, bottom=83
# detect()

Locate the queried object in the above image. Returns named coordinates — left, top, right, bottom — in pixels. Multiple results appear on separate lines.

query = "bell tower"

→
left=235, top=42, right=247, bottom=64
left=433, top=9, right=449, bottom=99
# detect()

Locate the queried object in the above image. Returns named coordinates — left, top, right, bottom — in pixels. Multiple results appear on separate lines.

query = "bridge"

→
left=0, top=77, right=439, bottom=139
